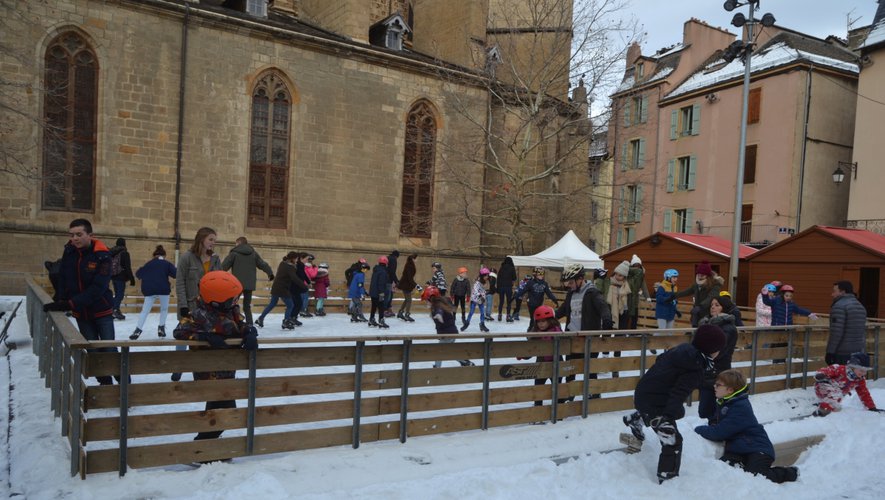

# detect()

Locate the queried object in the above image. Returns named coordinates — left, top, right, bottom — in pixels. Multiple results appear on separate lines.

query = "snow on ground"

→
left=2, top=296, right=884, bottom=499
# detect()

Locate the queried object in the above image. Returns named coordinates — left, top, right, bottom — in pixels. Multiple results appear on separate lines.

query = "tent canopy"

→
left=509, top=230, right=603, bottom=269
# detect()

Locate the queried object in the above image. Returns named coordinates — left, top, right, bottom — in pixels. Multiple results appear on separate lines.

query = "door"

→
left=858, top=267, right=880, bottom=318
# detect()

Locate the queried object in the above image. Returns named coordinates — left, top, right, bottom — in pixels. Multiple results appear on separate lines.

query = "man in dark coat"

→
left=496, top=257, right=517, bottom=322
left=109, top=237, right=135, bottom=320
left=827, top=280, right=868, bottom=365
left=623, top=324, right=726, bottom=484
left=368, top=257, right=390, bottom=328
left=384, top=250, right=400, bottom=316
left=222, top=236, right=274, bottom=325
left=43, top=219, right=118, bottom=385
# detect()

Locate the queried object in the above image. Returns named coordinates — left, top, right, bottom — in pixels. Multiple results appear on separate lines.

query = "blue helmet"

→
left=664, top=269, right=679, bottom=280
left=764, top=284, right=777, bottom=293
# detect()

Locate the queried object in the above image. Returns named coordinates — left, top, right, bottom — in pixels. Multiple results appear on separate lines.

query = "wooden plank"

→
left=772, top=435, right=825, bottom=467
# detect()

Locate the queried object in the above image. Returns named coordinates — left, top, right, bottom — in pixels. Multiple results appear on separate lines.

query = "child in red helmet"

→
left=173, top=271, right=258, bottom=442
left=423, top=286, right=474, bottom=368
left=813, top=352, right=880, bottom=417
left=522, top=305, right=564, bottom=407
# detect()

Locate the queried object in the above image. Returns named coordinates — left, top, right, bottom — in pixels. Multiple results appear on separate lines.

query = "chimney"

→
left=269, top=0, right=299, bottom=16
left=626, top=42, right=642, bottom=66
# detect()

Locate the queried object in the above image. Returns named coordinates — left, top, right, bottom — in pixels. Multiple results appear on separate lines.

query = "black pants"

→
left=640, top=414, right=683, bottom=482
left=194, top=399, right=237, bottom=440
left=720, top=452, right=798, bottom=483
left=453, top=295, right=467, bottom=319
left=241, top=289, right=254, bottom=325
left=370, top=296, right=383, bottom=319
left=698, top=386, right=717, bottom=420
left=498, top=287, right=513, bottom=317
left=291, top=292, right=303, bottom=319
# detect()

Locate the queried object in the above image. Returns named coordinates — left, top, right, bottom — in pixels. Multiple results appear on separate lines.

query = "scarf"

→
left=606, top=279, right=631, bottom=325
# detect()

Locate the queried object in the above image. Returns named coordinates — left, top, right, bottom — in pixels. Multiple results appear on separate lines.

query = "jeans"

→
left=301, top=291, right=310, bottom=313
left=76, top=315, right=117, bottom=385
left=465, top=301, right=485, bottom=324
left=112, top=279, right=126, bottom=310
left=656, top=318, right=675, bottom=329
left=385, top=283, right=394, bottom=310
left=258, top=295, right=295, bottom=322
left=486, top=294, right=494, bottom=318
left=136, top=295, right=171, bottom=330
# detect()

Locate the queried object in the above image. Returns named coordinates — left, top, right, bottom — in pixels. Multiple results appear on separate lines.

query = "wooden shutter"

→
left=748, top=88, right=761, bottom=124
left=691, top=103, right=701, bottom=136
left=663, top=210, right=672, bottom=232
left=743, top=144, right=757, bottom=184
left=621, top=141, right=629, bottom=171
left=667, top=159, right=675, bottom=192
left=670, top=110, right=678, bottom=140
left=685, top=208, right=694, bottom=234
left=624, top=100, right=632, bottom=127
left=640, top=95, right=649, bottom=123
left=618, top=186, right=626, bottom=223
left=637, top=139, right=646, bottom=169
left=688, top=155, right=697, bottom=191
left=634, top=184, right=644, bottom=222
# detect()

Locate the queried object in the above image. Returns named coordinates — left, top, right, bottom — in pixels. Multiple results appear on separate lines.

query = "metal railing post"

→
left=246, top=349, right=258, bottom=455
left=785, top=330, right=793, bottom=390
left=582, top=336, right=591, bottom=418
left=874, top=325, right=881, bottom=381
left=481, top=338, right=492, bottom=430
left=118, top=346, right=130, bottom=477
left=51, top=324, right=62, bottom=415
left=640, top=334, right=648, bottom=376
left=70, top=349, right=83, bottom=478
left=750, top=330, right=759, bottom=394
left=61, top=344, right=71, bottom=437
left=551, top=338, right=560, bottom=424
left=802, top=327, right=811, bottom=389
left=352, top=341, right=364, bottom=448
left=399, top=339, right=411, bottom=443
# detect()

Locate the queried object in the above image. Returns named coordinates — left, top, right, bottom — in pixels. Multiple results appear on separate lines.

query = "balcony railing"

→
left=846, top=219, right=885, bottom=235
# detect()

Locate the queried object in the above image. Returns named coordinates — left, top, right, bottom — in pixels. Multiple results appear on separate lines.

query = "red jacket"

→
left=817, top=364, right=875, bottom=410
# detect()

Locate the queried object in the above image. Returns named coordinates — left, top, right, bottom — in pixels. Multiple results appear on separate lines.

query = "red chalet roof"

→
left=815, top=226, right=885, bottom=258
left=662, top=233, right=757, bottom=259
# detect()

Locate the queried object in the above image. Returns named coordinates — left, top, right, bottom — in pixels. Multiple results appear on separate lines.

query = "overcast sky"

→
left=627, top=0, right=880, bottom=53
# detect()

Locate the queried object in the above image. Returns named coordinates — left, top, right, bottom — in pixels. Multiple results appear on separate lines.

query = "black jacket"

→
left=57, top=239, right=115, bottom=320
left=556, top=283, right=612, bottom=331
left=109, top=245, right=135, bottom=284
left=497, top=257, right=517, bottom=290
left=387, top=251, right=399, bottom=284
left=634, top=342, right=711, bottom=420
left=369, top=264, right=389, bottom=298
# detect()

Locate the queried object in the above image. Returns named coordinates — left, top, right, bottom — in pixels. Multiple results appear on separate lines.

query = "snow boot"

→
left=513, top=313, right=520, bottom=321
left=378, top=318, right=389, bottom=329
left=623, top=411, right=645, bottom=442
left=368, top=318, right=379, bottom=327
left=255, top=318, right=264, bottom=328
left=479, top=322, right=489, bottom=332
left=460, top=321, right=470, bottom=332
left=157, top=325, right=166, bottom=338
left=129, top=328, right=142, bottom=340
left=113, top=309, right=126, bottom=320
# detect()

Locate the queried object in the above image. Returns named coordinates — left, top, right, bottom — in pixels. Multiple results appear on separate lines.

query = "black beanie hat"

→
left=693, top=324, right=726, bottom=355
left=116, top=237, right=126, bottom=247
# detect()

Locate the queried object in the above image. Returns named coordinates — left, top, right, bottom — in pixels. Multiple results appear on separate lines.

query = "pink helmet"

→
left=480, top=267, right=490, bottom=275
left=378, top=256, right=389, bottom=265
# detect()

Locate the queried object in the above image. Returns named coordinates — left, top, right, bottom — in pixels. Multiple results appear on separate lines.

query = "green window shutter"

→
left=691, top=103, right=701, bottom=136
left=670, top=110, right=678, bottom=140
left=618, top=186, right=626, bottom=223
left=635, top=184, right=644, bottom=222
left=688, top=155, right=697, bottom=190
left=616, top=230, right=623, bottom=248
left=685, top=208, right=695, bottom=234
left=640, top=95, right=649, bottom=123
left=621, top=141, right=629, bottom=171
left=624, top=101, right=632, bottom=127
left=627, top=227, right=636, bottom=244
left=667, top=159, right=675, bottom=192
left=637, top=139, right=646, bottom=169
left=663, top=210, right=672, bottom=232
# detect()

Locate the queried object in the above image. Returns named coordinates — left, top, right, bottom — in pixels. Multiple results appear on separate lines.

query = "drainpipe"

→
left=796, top=65, right=813, bottom=233
left=173, top=3, right=190, bottom=263
left=649, top=85, right=663, bottom=233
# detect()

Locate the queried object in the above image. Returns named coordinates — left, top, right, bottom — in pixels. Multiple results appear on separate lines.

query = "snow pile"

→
left=2, top=296, right=884, bottom=499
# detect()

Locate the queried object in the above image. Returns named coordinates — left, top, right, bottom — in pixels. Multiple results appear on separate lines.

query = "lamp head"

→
left=731, top=12, right=747, bottom=27
left=761, top=13, right=776, bottom=27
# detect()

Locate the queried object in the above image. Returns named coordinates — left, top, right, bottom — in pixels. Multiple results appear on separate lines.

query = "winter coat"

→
left=626, top=266, right=650, bottom=316
left=470, top=279, right=487, bottom=304
left=555, top=281, right=612, bottom=331
left=345, top=262, right=362, bottom=287
left=291, top=261, right=310, bottom=296
left=173, top=299, right=248, bottom=381
left=221, top=243, right=273, bottom=291
left=450, top=276, right=471, bottom=297
left=816, top=364, right=875, bottom=410
left=514, top=278, right=557, bottom=309
left=634, top=342, right=711, bottom=420
left=725, top=304, right=745, bottom=327
left=387, top=251, right=399, bottom=284
left=348, top=272, right=367, bottom=300
left=487, top=274, right=498, bottom=295
left=429, top=269, right=447, bottom=293
left=56, top=239, right=115, bottom=321
left=755, top=293, right=772, bottom=327
left=305, top=264, right=318, bottom=282
left=675, top=275, right=724, bottom=317
left=431, top=298, right=459, bottom=334
left=497, top=257, right=517, bottom=290
left=271, top=260, right=301, bottom=298
left=176, top=251, right=222, bottom=312
left=135, top=257, right=177, bottom=296
left=369, top=264, right=388, bottom=298
left=761, top=295, right=812, bottom=326
left=398, top=256, right=417, bottom=292
left=313, top=271, right=330, bottom=299
left=827, top=294, right=867, bottom=357
left=694, top=386, right=775, bottom=458
left=109, top=245, right=135, bottom=284
left=700, top=313, right=738, bottom=374
left=655, top=281, right=679, bottom=321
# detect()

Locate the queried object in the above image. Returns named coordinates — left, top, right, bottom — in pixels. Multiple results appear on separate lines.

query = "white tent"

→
left=508, top=230, right=604, bottom=269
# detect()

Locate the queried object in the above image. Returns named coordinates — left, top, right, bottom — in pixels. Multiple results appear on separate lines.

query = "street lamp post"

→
left=722, top=0, right=775, bottom=302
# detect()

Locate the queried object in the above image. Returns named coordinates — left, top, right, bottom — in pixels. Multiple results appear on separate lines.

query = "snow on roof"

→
left=651, top=43, right=685, bottom=59
left=667, top=41, right=858, bottom=99
left=864, top=20, right=885, bottom=50
left=614, top=74, right=635, bottom=93
left=646, top=66, right=674, bottom=82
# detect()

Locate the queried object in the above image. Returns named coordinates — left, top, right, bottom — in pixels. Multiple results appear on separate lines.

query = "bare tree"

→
left=424, top=0, right=638, bottom=256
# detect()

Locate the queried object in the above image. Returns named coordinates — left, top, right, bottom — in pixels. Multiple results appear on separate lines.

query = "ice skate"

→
left=623, top=411, right=645, bottom=442
left=460, top=320, right=470, bottom=332
left=378, top=318, right=390, bottom=329
left=479, top=322, right=489, bottom=332
left=368, top=318, right=379, bottom=327
left=157, top=325, right=166, bottom=337
left=129, top=328, right=142, bottom=340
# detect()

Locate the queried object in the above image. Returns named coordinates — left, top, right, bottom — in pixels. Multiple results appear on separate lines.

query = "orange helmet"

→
left=458, top=267, right=468, bottom=274
left=533, top=305, right=556, bottom=321
left=199, top=271, right=243, bottom=309
left=421, top=285, right=441, bottom=301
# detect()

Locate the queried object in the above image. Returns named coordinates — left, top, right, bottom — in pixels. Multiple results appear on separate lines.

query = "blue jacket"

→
left=57, top=239, right=115, bottom=320
left=369, top=264, right=388, bottom=298
left=135, top=257, right=177, bottom=296
left=761, top=295, right=811, bottom=326
left=348, top=272, right=366, bottom=299
left=513, top=277, right=557, bottom=309
left=655, top=281, right=678, bottom=321
left=694, top=386, right=775, bottom=458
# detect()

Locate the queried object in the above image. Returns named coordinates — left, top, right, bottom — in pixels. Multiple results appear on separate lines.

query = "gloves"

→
left=825, top=353, right=836, bottom=365
left=416, top=285, right=423, bottom=292
left=675, top=310, right=683, bottom=318
left=43, top=300, right=71, bottom=312
left=205, top=333, right=228, bottom=348
left=242, top=326, right=259, bottom=351
left=268, top=274, right=274, bottom=281
left=646, top=297, right=653, bottom=302
left=179, top=307, right=190, bottom=319
left=808, top=313, right=819, bottom=321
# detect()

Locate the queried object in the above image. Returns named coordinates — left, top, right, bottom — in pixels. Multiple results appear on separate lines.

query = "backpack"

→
left=111, top=252, right=123, bottom=277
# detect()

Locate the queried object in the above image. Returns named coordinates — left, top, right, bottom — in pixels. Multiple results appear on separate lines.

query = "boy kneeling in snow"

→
left=813, top=352, right=879, bottom=417
left=694, top=369, right=798, bottom=483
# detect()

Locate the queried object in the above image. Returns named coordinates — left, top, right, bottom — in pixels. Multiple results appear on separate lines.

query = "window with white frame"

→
left=246, top=0, right=268, bottom=17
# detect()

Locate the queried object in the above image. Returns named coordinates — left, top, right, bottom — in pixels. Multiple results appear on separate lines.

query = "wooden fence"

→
left=25, top=278, right=883, bottom=478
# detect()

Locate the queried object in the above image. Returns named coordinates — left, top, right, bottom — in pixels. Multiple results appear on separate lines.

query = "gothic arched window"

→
left=42, top=31, right=98, bottom=211
left=400, top=101, right=437, bottom=238
left=248, top=72, right=291, bottom=228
